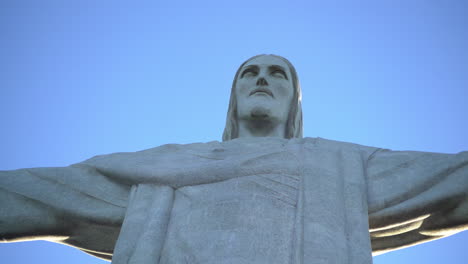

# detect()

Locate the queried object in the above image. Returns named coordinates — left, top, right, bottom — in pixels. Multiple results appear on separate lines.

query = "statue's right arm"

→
left=0, top=143, right=230, bottom=242
left=0, top=166, right=130, bottom=260
left=80, top=143, right=251, bottom=188
left=0, top=142, right=261, bottom=260
left=0, top=142, right=240, bottom=260
left=0, top=177, right=68, bottom=242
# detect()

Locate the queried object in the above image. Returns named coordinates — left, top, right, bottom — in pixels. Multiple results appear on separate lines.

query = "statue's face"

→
left=235, top=55, right=294, bottom=124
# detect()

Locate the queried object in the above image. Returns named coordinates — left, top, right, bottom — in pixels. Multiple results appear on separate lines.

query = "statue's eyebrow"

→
left=269, top=65, right=289, bottom=80
left=240, top=65, right=259, bottom=78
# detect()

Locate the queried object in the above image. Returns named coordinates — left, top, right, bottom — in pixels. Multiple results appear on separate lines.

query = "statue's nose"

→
left=256, top=77, right=268, bottom=86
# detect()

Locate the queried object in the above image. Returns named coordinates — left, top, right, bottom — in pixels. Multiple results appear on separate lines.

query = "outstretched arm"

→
left=80, top=140, right=294, bottom=188
left=0, top=166, right=130, bottom=260
left=366, top=149, right=468, bottom=255
left=0, top=141, right=242, bottom=258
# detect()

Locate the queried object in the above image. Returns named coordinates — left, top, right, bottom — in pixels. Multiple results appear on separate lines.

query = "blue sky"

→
left=1, top=1, right=467, bottom=263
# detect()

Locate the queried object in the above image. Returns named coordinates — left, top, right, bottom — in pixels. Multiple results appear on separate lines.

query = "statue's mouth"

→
left=249, top=88, right=273, bottom=98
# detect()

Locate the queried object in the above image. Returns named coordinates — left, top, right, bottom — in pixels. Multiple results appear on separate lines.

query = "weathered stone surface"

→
left=2, top=137, right=467, bottom=263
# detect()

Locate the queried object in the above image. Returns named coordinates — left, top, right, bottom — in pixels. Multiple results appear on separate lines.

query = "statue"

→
left=1, top=55, right=467, bottom=264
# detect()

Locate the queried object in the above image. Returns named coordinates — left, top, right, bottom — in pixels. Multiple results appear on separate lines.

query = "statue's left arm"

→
left=366, top=149, right=468, bottom=255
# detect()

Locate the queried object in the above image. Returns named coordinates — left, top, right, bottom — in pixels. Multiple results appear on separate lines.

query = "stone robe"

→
left=1, top=137, right=467, bottom=263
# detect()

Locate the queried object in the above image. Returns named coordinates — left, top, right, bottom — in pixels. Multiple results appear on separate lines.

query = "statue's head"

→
left=222, top=54, right=303, bottom=141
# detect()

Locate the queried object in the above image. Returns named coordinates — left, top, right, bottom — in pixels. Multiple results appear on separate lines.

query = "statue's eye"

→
left=271, top=70, right=287, bottom=79
left=241, top=68, right=257, bottom=78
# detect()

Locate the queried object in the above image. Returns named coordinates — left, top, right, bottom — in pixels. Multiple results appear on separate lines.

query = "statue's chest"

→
left=160, top=174, right=299, bottom=264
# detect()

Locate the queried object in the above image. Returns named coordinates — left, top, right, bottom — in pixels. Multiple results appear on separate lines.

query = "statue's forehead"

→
left=243, top=55, right=289, bottom=70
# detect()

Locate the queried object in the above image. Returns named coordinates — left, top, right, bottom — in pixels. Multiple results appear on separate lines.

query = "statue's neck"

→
left=237, top=119, right=286, bottom=139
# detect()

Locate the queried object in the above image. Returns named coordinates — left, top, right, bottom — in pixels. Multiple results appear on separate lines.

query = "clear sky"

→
left=1, top=1, right=467, bottom=263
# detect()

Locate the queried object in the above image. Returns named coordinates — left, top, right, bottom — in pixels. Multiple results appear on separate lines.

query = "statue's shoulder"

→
left=80, top=138, right=381, bottom=166
left=142, top=137, right=378, bottom=153
left=300, top=137, right=380, bottom=158
left=124, top=141, right=225, bottom=158
left=144, top=141, right=222, bottom=152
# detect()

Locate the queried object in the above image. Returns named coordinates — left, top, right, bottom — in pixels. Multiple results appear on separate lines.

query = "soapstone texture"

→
left=1, top=137, right=467, bottom=263
left=1, top=55, right=467, bottom=264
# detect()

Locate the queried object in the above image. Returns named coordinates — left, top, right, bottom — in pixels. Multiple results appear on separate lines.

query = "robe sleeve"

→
left=0, top=165, right=130, bottom=260
left=366, top=149, right=468, bottom=255
left=0, top=142, right=224, bottom=260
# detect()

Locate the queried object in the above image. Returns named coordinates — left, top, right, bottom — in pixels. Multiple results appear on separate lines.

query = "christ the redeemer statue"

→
left=1, top=55, right=467, bottom=264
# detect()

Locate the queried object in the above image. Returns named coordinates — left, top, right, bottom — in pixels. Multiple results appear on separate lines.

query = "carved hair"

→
left=222, top=54, right=303, bottom=141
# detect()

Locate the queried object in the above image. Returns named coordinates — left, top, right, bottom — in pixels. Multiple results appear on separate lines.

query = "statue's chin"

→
left=250, top=106, right=271, bottom=120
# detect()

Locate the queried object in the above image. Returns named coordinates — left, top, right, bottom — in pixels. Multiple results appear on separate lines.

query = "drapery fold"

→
left=1, top=137, right=467, bottom=263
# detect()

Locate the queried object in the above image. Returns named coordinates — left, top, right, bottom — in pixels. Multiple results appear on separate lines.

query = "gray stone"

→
left=1, top=55, right=467, bottom=264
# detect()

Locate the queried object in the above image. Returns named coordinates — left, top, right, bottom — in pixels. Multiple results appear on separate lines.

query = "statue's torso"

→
left=74, top=137, right=376, bottom=263
left=160, top=173, right=300, bottom=264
